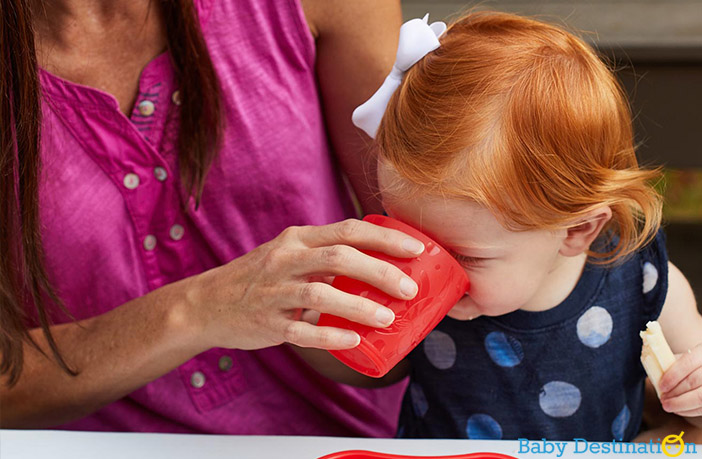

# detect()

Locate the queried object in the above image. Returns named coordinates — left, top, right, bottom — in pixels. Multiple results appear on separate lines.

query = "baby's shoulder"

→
left=597, top=228, right=669, bottom=325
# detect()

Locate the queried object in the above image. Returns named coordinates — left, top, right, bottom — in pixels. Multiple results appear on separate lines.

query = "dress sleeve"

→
left=639, top=228, right=670, bottom=325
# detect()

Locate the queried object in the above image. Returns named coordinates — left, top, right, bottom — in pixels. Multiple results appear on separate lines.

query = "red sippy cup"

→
left=317, top=214, right=470, bottom=378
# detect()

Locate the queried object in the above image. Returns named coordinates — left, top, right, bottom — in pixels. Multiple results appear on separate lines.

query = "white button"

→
left=169, top=224, right=185, bottom=241
left=154, top=167, right=168, bottom=182
left=190, top=371, right=206, bottom=389
left=143, top=235, right=157, bottom=251
left=171, top=90, right=182, bottom=106
left=218, top=356, right=233, bottom=372
left=123, top=173, right=140, bottom=190
left=138, top=100, right=155, bottom=116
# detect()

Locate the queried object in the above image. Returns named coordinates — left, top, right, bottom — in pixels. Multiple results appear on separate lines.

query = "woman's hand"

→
left=659, top=343, right=702, bottom=418
left=189, top=218, right=424, bottom=351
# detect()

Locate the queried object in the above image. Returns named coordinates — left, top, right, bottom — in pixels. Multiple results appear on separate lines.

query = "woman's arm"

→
left=302, top=0, right=402, bottom=215
left=2, top=280, right=203, bottom=428
left=1, top=220, right=424, bottom=427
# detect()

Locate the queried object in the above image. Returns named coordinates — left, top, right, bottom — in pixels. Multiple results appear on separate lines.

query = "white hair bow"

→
left=352, top=14, right=447, bottom=139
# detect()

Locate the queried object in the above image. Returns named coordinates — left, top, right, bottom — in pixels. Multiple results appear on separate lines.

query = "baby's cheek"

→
left=469, top=279, right=523, bottom=315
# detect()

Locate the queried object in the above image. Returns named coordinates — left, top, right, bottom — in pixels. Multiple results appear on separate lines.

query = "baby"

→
left=299, top=11, right=702, bottom=441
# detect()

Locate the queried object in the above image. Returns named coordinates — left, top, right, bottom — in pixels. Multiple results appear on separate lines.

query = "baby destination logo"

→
left=518, top=432, right=696, bottom=457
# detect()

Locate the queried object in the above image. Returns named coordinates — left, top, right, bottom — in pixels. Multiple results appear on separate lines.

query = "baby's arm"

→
left=656, top=262, right=702, bottom=428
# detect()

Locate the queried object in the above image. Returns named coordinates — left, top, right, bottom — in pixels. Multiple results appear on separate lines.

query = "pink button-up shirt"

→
left=36, top=0, right=406, bottom=435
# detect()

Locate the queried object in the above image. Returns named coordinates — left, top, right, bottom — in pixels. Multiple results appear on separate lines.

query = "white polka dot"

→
left=410, top=382, right=429, bottom=417
left=577, top=306, right=613, bottom=348
left=642, top=262, right=658, bottom=294
left=466, top=414, right=503, bottom=439
left=423, top=330, right=457, bottom=370
left=539, top=381, right=581, bottom=418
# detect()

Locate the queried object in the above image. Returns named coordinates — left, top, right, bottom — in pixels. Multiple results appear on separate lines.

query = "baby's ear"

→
left=560, top=206, right=612, bottom=257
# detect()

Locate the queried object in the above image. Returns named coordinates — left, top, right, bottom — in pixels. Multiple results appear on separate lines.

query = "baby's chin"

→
left=446, top=296, right=483, bottom=321
left=446, top=296, right=519, bottom=320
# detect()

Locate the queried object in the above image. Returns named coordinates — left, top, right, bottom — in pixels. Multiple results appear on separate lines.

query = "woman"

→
left=0, top=0, right=421, bottom=435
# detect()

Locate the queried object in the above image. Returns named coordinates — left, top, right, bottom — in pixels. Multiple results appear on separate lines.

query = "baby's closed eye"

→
left=452, top=253, right=490, bottom=267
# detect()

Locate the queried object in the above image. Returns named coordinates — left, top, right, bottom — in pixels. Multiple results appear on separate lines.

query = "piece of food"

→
left=640, top=320, right=676, bottom=395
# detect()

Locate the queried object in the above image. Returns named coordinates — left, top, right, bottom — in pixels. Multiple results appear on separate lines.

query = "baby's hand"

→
left=659, top=343, right=702, bottom=417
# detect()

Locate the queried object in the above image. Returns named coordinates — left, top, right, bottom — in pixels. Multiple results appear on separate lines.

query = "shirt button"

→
left=190, top=371, right=206, bottom=389
left=218, top=356, right=233, bottom=372
left=143, top=235, right=157, bottom=251
left=171, top=90, right=182, bottom=106
left=123, top=173, right=140, bottom=190
left=154, top=167, right=168, bottom=182
left=138, top=100, right=155, bottom=116
left=169, top=224, right=185, bottom=241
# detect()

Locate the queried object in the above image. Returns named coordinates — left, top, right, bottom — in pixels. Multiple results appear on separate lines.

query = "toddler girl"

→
left=349, top=11, right=702, bottom=441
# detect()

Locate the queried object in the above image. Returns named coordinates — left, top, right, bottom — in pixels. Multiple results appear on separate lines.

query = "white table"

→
left=0, top=430, right=686, bottom=459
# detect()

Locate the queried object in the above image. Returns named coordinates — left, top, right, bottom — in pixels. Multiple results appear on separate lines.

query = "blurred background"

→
left=401, top=0, right=702, bottom=308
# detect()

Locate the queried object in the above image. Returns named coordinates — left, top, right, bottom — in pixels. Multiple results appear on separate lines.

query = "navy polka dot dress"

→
left=398, top=230, right=669, bottom=441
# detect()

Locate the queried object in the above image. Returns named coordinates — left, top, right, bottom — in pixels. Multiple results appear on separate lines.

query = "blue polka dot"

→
left=484, top=331, right=524, bottom=367
left=577, top=306, right=613, bottom=348
left=466, top=414, right=503, bottom=439
left=612, top=405, right=631, bottom=441
left=539, top=381, right=582, bottom=418
left=410, top=382, right=429, bottom=417
left=424, top=330, right=457, bottom=370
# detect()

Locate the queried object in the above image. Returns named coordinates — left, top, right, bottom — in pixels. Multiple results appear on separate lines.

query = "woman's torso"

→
left=37, top=0, right=405, bottom=435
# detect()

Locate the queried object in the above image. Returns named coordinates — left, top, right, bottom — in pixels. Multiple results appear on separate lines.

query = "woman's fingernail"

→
left=400, top=277, right=418, bottom=298
left=402, top=238, right=424, bottom=254
left=376, top=308, right=395, bottom=326
left=343, top=333, right=360, bottom=348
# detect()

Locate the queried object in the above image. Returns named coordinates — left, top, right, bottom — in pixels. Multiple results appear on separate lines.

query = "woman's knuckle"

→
left=317, top=329, right=333, bottom=349
left=350, top=297, right=368, bottom=317
left=300, top=283, right=323, bottom=307
left=322, top=245, right=346, bottom=268
left=262, top=247, right=285, bottom=270
left=336, top=219, right=359, bottom=240
left=280, top=225, right=300, bottom=242
left=283, top=322, right=301, bottom=344
left=376, top=262, right=393, bottom=281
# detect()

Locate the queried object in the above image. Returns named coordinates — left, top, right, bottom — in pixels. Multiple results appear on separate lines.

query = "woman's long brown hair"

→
left=0, top=0, right=222, bottom=386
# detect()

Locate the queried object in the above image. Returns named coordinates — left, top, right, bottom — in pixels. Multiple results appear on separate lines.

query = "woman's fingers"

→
left=300, top=309, right=321, bottom=325
left=282, top=320, right=360, bottom=350
left=295, top=245, right=418, bottom=301
left=297, top=219, right=424, bottom=258
left=296, top=282, right=395, bottom=328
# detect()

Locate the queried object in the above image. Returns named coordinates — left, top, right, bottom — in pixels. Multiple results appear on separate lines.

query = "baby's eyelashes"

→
left=452, top=253, right=488, bottom=267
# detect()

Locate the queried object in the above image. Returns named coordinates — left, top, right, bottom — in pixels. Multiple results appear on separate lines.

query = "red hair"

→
left=377, top=11, right=662, bottom=263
